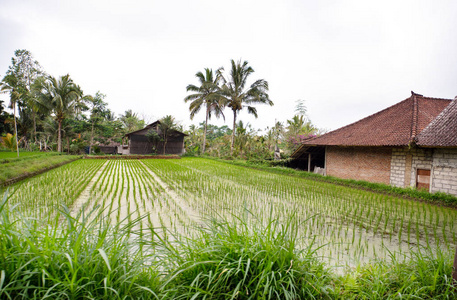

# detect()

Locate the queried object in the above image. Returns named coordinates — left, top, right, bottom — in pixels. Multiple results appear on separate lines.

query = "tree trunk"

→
left=89, top=121, right=94, bottom=154
left=230, top=110, right=237, bottom=156
left=203, top=108, right=209, bottom=154
left=33, top=110, right=37, bottom=143
left=163, top=130, right=168, bottom=155
left=13, top=102, right=19, bottom=157
left=57, top=119, right=62, bottom=152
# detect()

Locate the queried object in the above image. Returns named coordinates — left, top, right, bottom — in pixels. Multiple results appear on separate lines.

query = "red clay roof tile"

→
left=298, top=93, right=451, bottom=147
left=416, top=98, right=457, bottom=147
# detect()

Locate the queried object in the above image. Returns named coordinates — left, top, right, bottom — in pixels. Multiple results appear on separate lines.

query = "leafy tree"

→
left=0, top=74, right=21, bottom=156
left=219, top=59, right=273, bottom=155
left=265, top=121, right=284, bottom=153
left=184, top=124, right=202, bottom=155
left=185, top=68, right=224, bottom=154
left=85, top=91, right=108, bottom=153
left=120, top=109, right=144, bottom=133
left=38, top=115, right=58, bottom=151
left=35, top=74, right=83, bottom=152
left=235, top=120, right=251, bottom=158
left=0, top=100, right=13, bottom=135
left=285, top=114, right=317, bottom=154
left=158, top=115, right=178, bottom=155
left=205, top=123, right=231, bottom=140
left=4, top=50, right=43, bottom=142
left=294, top=99, right=307, bottom=116
left=1, top=133, right=17, bottom=151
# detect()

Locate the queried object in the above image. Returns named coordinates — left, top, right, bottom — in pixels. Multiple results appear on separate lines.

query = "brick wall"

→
left=326, top=146, right=392, bottom=184
left=431, top=148, right=457, bottom=196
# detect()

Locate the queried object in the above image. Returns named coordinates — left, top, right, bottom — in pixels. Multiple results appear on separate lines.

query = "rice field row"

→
left=4, top=157, right=457, bottom=268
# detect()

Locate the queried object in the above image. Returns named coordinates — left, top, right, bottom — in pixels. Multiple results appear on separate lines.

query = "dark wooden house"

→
left=121, top=121, right=187, bottom=155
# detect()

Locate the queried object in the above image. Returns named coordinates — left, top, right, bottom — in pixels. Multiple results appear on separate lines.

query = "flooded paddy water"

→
left=5, top=157, right=457, bottom=270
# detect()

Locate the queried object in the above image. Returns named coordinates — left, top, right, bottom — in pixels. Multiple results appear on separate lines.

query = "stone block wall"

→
left=389, top=148, right=433, bottom=188
left=390, top=149, right=406, bottom=187
left=326, top=146, right=392, bottom=184
left=409, top=148, right=433, bottom=187
left=389, top=147, right=457, bottom=196
left=431, top=149, right=457, bottom=196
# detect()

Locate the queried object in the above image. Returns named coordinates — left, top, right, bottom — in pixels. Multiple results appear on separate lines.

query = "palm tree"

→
left=287, top=115, right=317, bottom=136
left=1, top=74, right=21, bottom=157
left=219, top=60, right=273, bottom=155
left=120, top=109, right=144, bottom=133
left=36, top=74, right=82, bottom=152
left=184, top=68, right=224, bottom=154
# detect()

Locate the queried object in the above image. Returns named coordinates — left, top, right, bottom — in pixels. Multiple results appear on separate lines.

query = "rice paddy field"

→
left=2, top=157, right=457, bottom=298
left=5, top=157, right=457, bottom=268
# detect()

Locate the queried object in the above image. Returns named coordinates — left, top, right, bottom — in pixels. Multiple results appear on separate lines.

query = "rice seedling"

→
left=3, top=156, right=457, bottom=296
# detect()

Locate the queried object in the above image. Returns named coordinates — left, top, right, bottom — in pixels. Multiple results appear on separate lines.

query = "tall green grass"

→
left=336, top=250, right=456, bottom=299
left=0, top=193, right=160, bottom=299
left=1, top=181, right=456, bottom=299
left=159, top=210, right=333, bottom=299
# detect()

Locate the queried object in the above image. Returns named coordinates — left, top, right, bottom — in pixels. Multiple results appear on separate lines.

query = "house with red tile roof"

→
left=291, top=92, right=457, bottom=196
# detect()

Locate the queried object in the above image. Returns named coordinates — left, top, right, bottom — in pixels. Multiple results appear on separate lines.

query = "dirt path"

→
left=140, top=161, right=201, bottom=225
left=71, top=160, right=108, bottom=215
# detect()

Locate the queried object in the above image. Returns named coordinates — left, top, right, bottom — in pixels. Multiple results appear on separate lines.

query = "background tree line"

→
left=0, top=49, right=146, bottom=155
left=184, top=59, right=322, bottom=160
left=1, top=51, right=322, bottom=159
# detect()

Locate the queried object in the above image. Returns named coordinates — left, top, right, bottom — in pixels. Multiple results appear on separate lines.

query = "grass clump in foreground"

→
left=160, top=212, right=332, bottom=299
left=336, top=250, right=456, bottom=299
left=0, top=195, right=161, bottom=299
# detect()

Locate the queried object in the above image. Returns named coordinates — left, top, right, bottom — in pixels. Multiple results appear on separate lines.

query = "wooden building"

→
left=121, top=121, right=187, bottom=155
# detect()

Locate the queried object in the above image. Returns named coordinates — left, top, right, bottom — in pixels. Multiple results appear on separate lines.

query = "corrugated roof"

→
left=416, top=98, right=457, bottom=147
left=125, top=121, right=160, bottom=136
left=125, top=121, right=187, bottom=137
left=292, top=93, right=452, bottom=157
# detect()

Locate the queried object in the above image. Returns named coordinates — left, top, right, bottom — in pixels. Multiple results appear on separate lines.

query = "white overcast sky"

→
left=1, top=0, right=456, bottom=132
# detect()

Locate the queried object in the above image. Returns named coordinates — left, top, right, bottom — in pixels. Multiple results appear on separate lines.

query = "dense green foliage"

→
left=0, top=50, right=145, bottom=154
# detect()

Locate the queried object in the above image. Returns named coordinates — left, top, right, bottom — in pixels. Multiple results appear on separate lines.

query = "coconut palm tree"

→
left=120, top=109, right=144, bottom=133
left=219, top=60, right=273, bottom=155
left=35, top=74, right=82, bottom=152
left=184, top=68, right=224, bottom=154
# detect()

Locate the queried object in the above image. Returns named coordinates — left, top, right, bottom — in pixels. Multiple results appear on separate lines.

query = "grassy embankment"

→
left=0, top=151, right=81, bottom=185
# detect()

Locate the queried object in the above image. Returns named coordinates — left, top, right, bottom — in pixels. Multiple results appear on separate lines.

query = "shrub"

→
left=160, top=212, right=333, bottom=299
left=0, top=195, right=161, bottom=299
